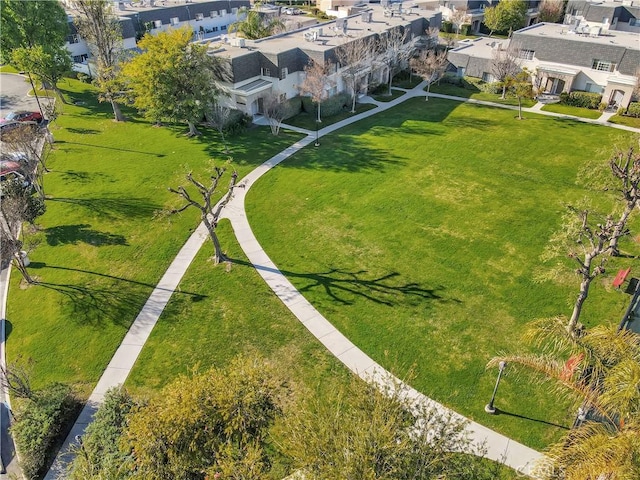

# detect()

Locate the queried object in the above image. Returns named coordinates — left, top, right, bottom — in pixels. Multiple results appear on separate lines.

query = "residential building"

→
left=428, top=0, right=542, bottom=33
left=208, top=5, right=442, bottom=116
left=447, top=22, right=639, bottom=108
left=63, top=0, right=250, bottom=72
left=564, top=0, right=640, bottom=33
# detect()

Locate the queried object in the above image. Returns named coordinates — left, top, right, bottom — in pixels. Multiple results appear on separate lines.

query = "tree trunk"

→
left=13, top=255, right=35, bottom=285
left=425, top=81, right=431, bottom=101
left=54, top=85, right=68, bottom=105
left=187, top=120, right=201, bottom=136
left=316, top=103, right=321, bottom=123
left=110, top=99, right=125, bottom=122
left=568, top=277, right=591, bottom=334
left=609, top=202, right=634, bottom=255
left=518, top=98, right=523, bottom=120
left=501, top=84, right=507, bottom=99
left=202, top=216, right=224, bottom=264
left=351, top=81, right=357, bottom=113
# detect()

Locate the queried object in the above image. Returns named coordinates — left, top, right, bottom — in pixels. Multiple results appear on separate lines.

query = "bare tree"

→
left=0, top=356, right=34, bottom=400
left=206, top=103, right=232, bottom=153
left=490, top=43, right=522, bottom=99
left=2, top=125, right=51, bottom=200
left=168, top=166, right=238, bottom=264
left=410, top=48, right=448, bottom=101
left=377, top=26, right=415, bottom=96
left=607, top=144, right=640, bottom=255
left=73, top=0, right=126, bottom=122
left=336, top=36, right=376, bottom=112
left=262, top=93, right=287, bottom=136
left=541, top=205, right=627, bottom=334
left=299, top=59, right=334, bottom=122
left=450, top=7, right=469, bottom=37
left=0, top=180, right=45, bottom=284
left=538, top=0, right=565, bottom=23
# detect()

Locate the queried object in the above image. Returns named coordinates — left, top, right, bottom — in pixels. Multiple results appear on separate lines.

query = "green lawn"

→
left=608, top=114, right=640, bottom=129
left=430, top=80, right=537, bottom=107
left=372, top=88, right=407, bottom=102
left=245, top=97, right=638, bottom=450
left=284, top=102, right=377, bottom=130
left=6, top=79, right=304, bottom=395
left=541, top=103, right=603, bottom=119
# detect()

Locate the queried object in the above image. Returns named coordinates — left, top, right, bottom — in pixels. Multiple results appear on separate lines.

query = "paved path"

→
left=37, top=83, right=638, bottom=478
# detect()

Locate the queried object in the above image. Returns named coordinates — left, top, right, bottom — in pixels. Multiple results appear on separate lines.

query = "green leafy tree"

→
left=11, top=45, right=72, bottom=105
left=74, top=0, right=127, bottom=121
left=483, top=0, right=528, bottom=36
left=229, top=2, right=284, bottom=40
left=281, top=373, right=506, bottom=479
left=503, top=69, right=534, bottom=119
left=0, top=0, right=69, bottom=63
left=124, top=356, right=286, bottom=479
left=489, top=319, right=640, bottom=479
left=122, top=27, right=222, bottom=135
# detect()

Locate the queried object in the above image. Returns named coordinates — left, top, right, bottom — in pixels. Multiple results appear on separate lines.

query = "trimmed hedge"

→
left=441, top=21, right=453, bottom=33
left=12, top=383, right=80, bottom=480
left=224, top=109, right=252, bottom=136
left=626, top=102, right=640, bottom=118
left=300, top=93, right=350, bottom=118
left=283, top=96, right=302, bottom=119
left=459, top=23, right=472, bottom=36
left=559, top=91, right=602, bottom=109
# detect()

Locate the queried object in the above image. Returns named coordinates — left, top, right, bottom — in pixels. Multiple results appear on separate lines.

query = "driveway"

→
left=0, top=73, right=43, bottom=118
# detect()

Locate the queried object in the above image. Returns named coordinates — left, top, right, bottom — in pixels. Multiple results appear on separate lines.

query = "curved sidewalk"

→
left=41, top=83, right=635, bottom=478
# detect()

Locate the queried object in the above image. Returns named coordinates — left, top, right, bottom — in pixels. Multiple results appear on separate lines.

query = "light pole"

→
left=485, top=361, right=506, bottom=414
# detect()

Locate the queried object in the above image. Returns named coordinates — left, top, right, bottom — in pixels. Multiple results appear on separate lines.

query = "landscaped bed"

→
left=246, top=97, right=638, bottom=450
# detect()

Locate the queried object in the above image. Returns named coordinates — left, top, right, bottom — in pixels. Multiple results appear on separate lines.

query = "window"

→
left=195, top=13, right=204, bottom=21
left=220, top=9, right=227, bottom=15
left=630, top=17, right=638, bottom=27
left=211, top=10, right=218, bottom=17
left=170, top=17, right=179, bottom=26
left=232, top=7, right=238, bottom=14
left=154, top=20, right=162, bottom=28
left=584, top=82, right=603, bottom=94
left=211, top=26, right=219, bottom=32
left=66, top=34, right=79, bottom=44
left=592, top=59, right=616, bottom=72
left=518, top=49, right=535, bottom=60
left=261, top=67, right=271, bottom=77
left=73, top=54, right=88, bottom=63
left=280, top=67, right=288, bottom=79
left=482, top=72, right=495, bottom=83
left=221, top=25, right=227, bottom=30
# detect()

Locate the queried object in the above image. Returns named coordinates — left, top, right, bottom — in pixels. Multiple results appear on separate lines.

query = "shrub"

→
left=626, top=102, right=640, bottom=118
left=301, top=95, right=315, bottom=114
left=68, top=388, right=136, bottom=479
left=223, top=109, right=252, bottom=136
left=479, top=81, right=501, bottom=94
left=322, top=92, right=350, bottom=117
left=282, top=96, right=302, bottom=119
left=12, top=383, right=80, bottom=480
left=369, top=83, right=388, bottom=95
left=459, top=23, right=472, bottom=36
left=441, top=21, right=453, bottom=33
left=76, top=72, right=92, bottom=84
left=598, top=102, right=608, bottom=111
left=559, top=91, right=602, bottom=109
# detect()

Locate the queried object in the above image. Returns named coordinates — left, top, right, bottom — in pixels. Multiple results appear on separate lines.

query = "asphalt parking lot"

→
left=0, top=73, right=43, bottom=118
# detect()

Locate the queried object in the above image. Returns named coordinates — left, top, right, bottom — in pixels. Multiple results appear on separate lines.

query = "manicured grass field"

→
left=430, top=80, right=537, bottom=107
left=6, top=79, right=303, bottom=394
left=541, top=103, right=603, bottom=119
left=284, top=102, right=377, bottom=130
left=245, top=97, right=638, bottom=450
left=609, top=114, right=640, bottom=129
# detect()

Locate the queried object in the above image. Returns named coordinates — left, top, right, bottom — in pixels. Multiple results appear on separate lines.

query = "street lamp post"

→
left=485, top=361, right=506, bottom=414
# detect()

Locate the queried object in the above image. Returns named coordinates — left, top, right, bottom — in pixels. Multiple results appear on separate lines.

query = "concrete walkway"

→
left=35, top=82, right=638, bottom=478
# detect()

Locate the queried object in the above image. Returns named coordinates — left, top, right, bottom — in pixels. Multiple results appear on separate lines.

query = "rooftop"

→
left=208, top=4, right=438, bottom=59
left=514, top=22, right=640, bottom=50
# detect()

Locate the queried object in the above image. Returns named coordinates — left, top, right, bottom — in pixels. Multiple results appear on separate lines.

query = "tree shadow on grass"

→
left=64, top=127, right=101, bottom=135
left=493, top=408, right=570, bottom=431
left=55, top=140, right=167, bottom=157
left=55, top=170, right=115, bottom=184
left=44, top=224, right=128, bottom=247
left=48, top=196, right=161, bottom=220
left=228, top=257, right=460, bottom=307
left=32, top=263, right=207, bottom=327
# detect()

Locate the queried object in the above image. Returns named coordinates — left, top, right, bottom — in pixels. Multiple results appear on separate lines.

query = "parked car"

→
left=0, top=160, right=29, bottom=189
left=1, top=151, right=30, bottom=164
left=1, top=110, right=44, bottom=125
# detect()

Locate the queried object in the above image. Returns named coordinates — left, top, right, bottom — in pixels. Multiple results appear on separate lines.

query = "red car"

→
left=1, top=110, right=44, bottom=125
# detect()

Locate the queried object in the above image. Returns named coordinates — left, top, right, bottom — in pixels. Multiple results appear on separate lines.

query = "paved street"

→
left=0, top=73, right=44, bottom=119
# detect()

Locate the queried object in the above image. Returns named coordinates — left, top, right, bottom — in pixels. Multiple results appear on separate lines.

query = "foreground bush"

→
left=559, top=91, right=602, bottom=109
left=12, top=383, right=79, bottom=479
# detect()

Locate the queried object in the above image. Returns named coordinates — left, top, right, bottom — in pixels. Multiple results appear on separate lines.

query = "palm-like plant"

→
left=229, top=3, right=284, bottom=40
left=488, top=317, right=640, bottom=479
